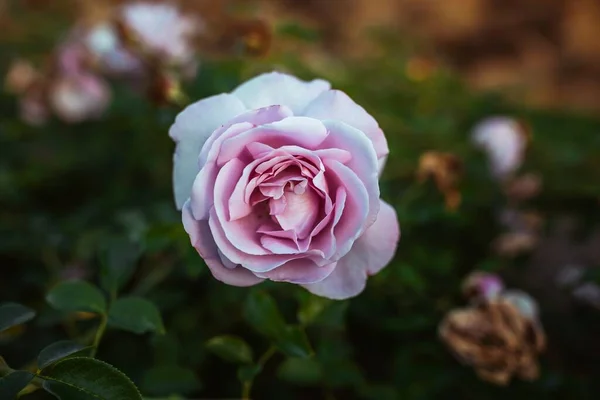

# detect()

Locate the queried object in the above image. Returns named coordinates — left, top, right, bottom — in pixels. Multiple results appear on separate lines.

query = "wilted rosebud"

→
left=472, top=117, right=530, bottom=180
left=417, top=151, right=462, bottom=211
left=504, top=173, right=543, bottom=202
left=4, top=59, right=39, bottom=94
left=501, top=289, right=540, bottom=321
left=439, top=297, right=545, bottom=385
left=494, top=209, right=543, bottom=257
left=49, top=73, right=111, bottom=123
left=572, top=282, right=600, bottom=310
left=493, top=232, right=538, bottom=257
left=19, top=83, right=50, bottom=127
left=462, top=271, right=504, bottom=303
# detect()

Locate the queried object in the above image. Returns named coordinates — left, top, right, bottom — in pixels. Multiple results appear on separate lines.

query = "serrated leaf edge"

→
left=39, top=357, right=142, bottom=400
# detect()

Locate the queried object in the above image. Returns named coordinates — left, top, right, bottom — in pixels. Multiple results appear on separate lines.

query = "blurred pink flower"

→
left=19, top=85, right=49, bottom=127
left=472, top=117, right=528, bottom=179
left=170, top=72, right=400, bottom=299
left=49, top=73, right=111, bottom=123
left=120, top=2, right=202, bottom=66
left=462, top=271, right=504, bottom=302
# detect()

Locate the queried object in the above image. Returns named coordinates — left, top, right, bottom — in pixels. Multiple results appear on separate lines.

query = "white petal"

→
left=169, top=93, right=246, bottom=209
left=303, top=200, right=400, bottom=299
left=231, top=72, right=331, bottom=114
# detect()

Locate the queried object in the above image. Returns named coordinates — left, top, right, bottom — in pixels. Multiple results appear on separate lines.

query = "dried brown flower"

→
left=504, top=172, right=543, bottom=202
left=417, top=151, right=462, bottom=211
left=439, top=298, right=545, bottom=385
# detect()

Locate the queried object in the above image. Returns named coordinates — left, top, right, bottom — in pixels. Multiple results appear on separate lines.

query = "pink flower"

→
left=120, top=2, right=202, bottom=66
left=49, top=73, right=111, bottom=124
left=472, top=117, right=528, bottom=179
left=170, top=72, right=400, bottom=299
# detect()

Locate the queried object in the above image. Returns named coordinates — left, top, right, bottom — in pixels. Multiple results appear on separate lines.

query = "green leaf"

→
left=0, top=303, right=36, bottom=333
left=276, top=326, right=313, bottom=358
left=0, top=370, right=34, bottom=399
left=237, top=364, right=261, bottom=382
left=99, top=238, right=141, bottom=294
left=141, top=365, right=200, bottom=396
left=38, top=341, right=88, bottom=370
left=108, top=297, right=165, bottom=335
left=277, top=358, right=323, bottom=386
left=206, top=335, right=253, bottom=364
left=46, top=281, right=107, bottom=314
left=297, top=296, right=331, bottom=326
left=41, top=357, right=142, bottom=400
left=243, top=291, right=286, bottom=338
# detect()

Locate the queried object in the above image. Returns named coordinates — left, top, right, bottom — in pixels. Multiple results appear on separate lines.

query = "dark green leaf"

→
left=0, top=303, right=36, bottom=333
left=237, top=365, right=261, bottom=382
left=46, top=282, right=106, bottom=314
left=41, top=357, right=142, bottom=400
left=38, top=341, right=88, bottom=370
left=243, top=291, right=286, bottom=338
left=141, top=365, right=200, bottom=396
left=99, top=238, right=141, bottom=294
left=206, top=335, right=253, bottom=364
left=297, top=296, right=331, bottom=326
left=276, top=326, right=313, bottom=358
left=277, top=358, right=323, bottom=386
left=0, top=370, right=34, bottom=399
left=108, top=297, right=165, bottom=335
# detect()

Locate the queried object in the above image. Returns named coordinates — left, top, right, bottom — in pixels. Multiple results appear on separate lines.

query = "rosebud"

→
left=462, top=271, right=504, bottom=303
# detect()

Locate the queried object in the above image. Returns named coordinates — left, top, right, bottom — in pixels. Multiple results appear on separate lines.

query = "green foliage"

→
left=277, top=358, right=323, bottom=386
left=206, top=335, right=253, bottom=364
left=0, top=303, right=36, bottom=332
left=108, top=297, right=165, bottom=335
left=1, top=13, right=600, bottom=400
left=243, top=290, right=287, bottom=338
left=40, top=357, right=143, bottom=400
left=0, top=370, right=34, bottom=399
left=37, top=341, right=88, bottom=370
left=46, top=282, right=107, bottom=314
left=274, top=326, right=313, bottom=359
left=141, top=365, right=200, bottom=397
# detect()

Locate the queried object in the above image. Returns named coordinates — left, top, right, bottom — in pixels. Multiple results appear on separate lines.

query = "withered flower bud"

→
left=417, top=151, right=462, bottom=211
left=439, top=298, right=545, bottom=385
left=462, top=271, right=504, bottom=303
left=504, top=173, right=543, bottom=203
left=4, top=59, right=39, bottom=95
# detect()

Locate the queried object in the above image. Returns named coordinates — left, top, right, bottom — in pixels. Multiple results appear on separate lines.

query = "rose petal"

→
left=216, top=117, right=329, bottom=166
left=324, top=159, right=371, bottom=259
left=302, top=253, right=367, bottom=299
left=357, top=200, right=400, bottom=275
left=190, top=122, right=254, bottom=221
left=199, top=105, right=294, bottom=167
left=232, top=72, right=331, bottom=114
left=256, top=259, right=337, bottom=284
left=320, top=120, right=380, bottom=232
left=182, top=200, right=263, bottom=286
left=274, top=188, right=321, bottom=239
left=170, top=94, right=247, bottom=209
left=214, top=158, right=268, bottom=255
left=303, top=199, right=399, bottom=298
left=303, top=89, right=389, bottom=163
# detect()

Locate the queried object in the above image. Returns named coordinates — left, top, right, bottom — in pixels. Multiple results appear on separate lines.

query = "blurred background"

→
left=1, top=0, right=600, bottom=399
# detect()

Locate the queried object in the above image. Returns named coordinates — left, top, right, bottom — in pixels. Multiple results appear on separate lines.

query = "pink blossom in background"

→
left=49, top=73, right=111, bottom=124
left=170, top=72, right=400, bottom=299
left=472, top=117, right=528, bottom=179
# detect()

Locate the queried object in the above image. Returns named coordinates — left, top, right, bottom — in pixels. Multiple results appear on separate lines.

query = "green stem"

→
left=241, top=345, right=277, bottom=400
left=90, top=313, right=108, bottom=358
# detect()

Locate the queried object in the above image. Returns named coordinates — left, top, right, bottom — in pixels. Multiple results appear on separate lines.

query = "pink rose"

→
left=170, top=72, right=400, bottom=299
